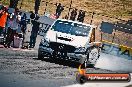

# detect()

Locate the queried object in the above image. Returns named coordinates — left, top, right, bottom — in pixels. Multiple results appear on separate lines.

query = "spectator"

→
left=70, top=8, right=77, bottom=21
left=30, top=11, right=35, bottom=20
left=80, top=11, right=85, bottom=23
left=20, top=13, right=27, bottom=47
left=15, top=8, right=20, bottom=15
left=0, top=6, right=8, bottom=36
left=4, top=13, right=20, bottom=48
left=30, top=11, right=35, bottom=24
left=16, top=12, right=22, bottom=32
left=29, top=16, right=40, bottom=48
left=77, top=10, right=85, bottom=23
left=20, top=13, right=27, bottom=34
left=56, top=3, right=64, bottom=18
left=77, top=10, right=82, bottom=22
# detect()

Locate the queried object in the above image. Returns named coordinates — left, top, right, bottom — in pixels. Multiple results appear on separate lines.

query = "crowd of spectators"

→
left=0, top=2, right=86, bottom=49
left=0, top=4, right=40, bottom=49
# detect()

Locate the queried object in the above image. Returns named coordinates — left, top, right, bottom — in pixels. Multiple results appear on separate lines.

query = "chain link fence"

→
left=1, top=0, right=132, bottom=48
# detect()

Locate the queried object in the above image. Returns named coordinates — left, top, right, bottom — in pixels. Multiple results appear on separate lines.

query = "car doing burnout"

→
left=38, top=19, right=102, bottom=67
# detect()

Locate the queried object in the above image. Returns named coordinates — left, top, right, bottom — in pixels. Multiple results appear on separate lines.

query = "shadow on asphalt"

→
left=33, top=57, right=80, bottom=68
left=126, top=85, right=132, bottom=87
left=33, top=56, right=95, bottom=69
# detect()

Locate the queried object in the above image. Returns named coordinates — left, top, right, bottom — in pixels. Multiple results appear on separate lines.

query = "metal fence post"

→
left=19, top=0, right=23, bottom=9
left=112, top=32, right=115, bottom=43
left=90, top=12, right=95, bottom=25
left=67, top=0, right=72, bottom=19
left=111, top=23, right=117, bottom=43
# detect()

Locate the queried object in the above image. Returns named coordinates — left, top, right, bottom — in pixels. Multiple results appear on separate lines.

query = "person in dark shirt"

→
left=20, top=13, right=27, bottom=34
left=30, top=11, right=35, bottom=20
left=29, top=16, right=40, bottom=48
left=80, top=11, right=85, bottom=23
left=77, top=10, right=85, bottom=23
left=20, top=13, right=27, bottom=47
left=56, top=3, right=64, bottom=18
left=21, top=13, right=27, bottom=34
left=70, top=8, right=77, bottom=21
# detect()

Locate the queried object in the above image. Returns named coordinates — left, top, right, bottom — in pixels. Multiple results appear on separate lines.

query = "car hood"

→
left=45, top=30, right=89, bottom=48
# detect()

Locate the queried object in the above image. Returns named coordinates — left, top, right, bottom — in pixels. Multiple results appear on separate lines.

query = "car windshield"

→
left=51, top=20, right=91, bottom=36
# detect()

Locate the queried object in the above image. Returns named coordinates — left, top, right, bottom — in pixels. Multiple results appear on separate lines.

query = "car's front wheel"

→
left=84, top=47, right=100, bottom=68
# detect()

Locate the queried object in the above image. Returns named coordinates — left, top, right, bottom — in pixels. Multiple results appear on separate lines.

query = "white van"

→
left=38, top=19, right=102, bottom=67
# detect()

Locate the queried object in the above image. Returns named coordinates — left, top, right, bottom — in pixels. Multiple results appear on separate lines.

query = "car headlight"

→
left=74, top=47, right=86, bottom=53
left=40, top=38, right=49, bottom=46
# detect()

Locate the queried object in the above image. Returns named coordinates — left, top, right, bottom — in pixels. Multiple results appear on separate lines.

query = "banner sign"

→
left=115, top=23, right=132, bottom=34
left=102, top=40, right=132, bottom=60
left=100, top=21, right=132, bottom=34
left=100, top=22, right=114, bottom=34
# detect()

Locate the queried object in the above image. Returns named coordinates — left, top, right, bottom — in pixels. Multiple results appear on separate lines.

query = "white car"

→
left=38, top=19, right=102, bottom=67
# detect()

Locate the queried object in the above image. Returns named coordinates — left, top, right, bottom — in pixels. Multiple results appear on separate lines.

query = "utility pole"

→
left=34, top=0, right=41, bottom=14
left=90, top=12, right=95, bottom=25
left=67, top=0, right=72, bottom=19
